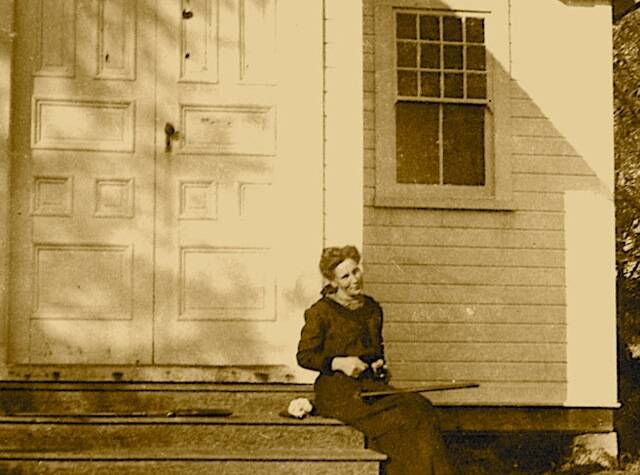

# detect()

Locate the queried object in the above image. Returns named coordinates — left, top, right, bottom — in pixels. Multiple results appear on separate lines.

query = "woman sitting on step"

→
left=297, top=245, right=454, bottom=475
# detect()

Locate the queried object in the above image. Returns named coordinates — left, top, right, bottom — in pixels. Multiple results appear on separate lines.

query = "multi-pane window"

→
left=394, top=11, right=487, bottom=186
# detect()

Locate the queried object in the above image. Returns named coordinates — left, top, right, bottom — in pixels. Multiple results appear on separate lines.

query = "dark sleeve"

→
left=296, top=305, right=334, bottom=373
left=374, top=301, right=385, bottom=361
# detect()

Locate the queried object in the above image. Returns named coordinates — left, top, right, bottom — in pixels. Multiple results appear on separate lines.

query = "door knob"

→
left=165, top=122, right=180, bottom=152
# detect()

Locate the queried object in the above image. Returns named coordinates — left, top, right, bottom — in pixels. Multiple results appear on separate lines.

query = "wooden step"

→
left=0, top=382, right=313, bottom=416
left=0, top=414, right=365, bottom=452
left=0, top=448, right=386, bottom=475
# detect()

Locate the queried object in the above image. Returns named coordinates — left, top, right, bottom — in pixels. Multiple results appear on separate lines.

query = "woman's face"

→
left=331, top=258, right=363, bottom=299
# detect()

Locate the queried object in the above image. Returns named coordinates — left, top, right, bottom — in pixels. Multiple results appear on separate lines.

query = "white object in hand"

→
left=287, top=397, right=314, bottom=418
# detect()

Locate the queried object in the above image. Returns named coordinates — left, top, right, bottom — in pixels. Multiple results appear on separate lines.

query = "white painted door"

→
left=153, top=0, right=323, bottom=367
left=9, top=0, right=323, bottom=372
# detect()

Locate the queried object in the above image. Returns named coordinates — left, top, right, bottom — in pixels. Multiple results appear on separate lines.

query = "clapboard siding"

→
left=421, top=382, right=567, bottom=405
left=366, top=245, right=565, bottom=268
left=513, top=174, right=603, bottom=193
left=391, top=362, right=566, bottom=382
left=357, top=0, right=613, bottom=404
left=512, top=156, right=594, bottom=176
left=364, top=226, right=564, bottom=249
left=381, top=303, right=565, bottom=324
left=384, top=323, right=566, bottom=343
left=385, top=342, right=566, bottom=363
left=365, top=284, right=565, bottom=306
left=367, top=264, right=565, bottom=287
left=364, top=208, right=564, bottom=230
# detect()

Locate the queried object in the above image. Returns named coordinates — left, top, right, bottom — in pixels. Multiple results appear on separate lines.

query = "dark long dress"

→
left=297, top=295, right=453, bottom=475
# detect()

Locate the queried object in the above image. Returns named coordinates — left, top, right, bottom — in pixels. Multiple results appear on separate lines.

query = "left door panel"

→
left=9, top=0, right=156, bottom=364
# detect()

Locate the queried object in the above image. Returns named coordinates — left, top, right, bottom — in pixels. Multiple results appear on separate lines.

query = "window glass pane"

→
left=396, top=13, right=417, bottom=39
left=444, top=73, right=463, bottom=98
left=398, top=70, right=418, bottom=96
left=443, top=16, right=462, bottom=42
left=420, top=15, right=440, bottom=40
left=443, top=45, right=463, bottom=70
left=467, top=73, right=487, bottom=99
left=420, top=72, right=440, bottom=97
left=442, top=104, right=485, bottom=185
left=466, top=45, right=486, bottom=71
left=420, top=43, right=440, bottom=69
left=397, top=42, right=417, bottom=67
left=465, top=17, right=484, bottom=43
left=396, top=102, right=440, bottom=184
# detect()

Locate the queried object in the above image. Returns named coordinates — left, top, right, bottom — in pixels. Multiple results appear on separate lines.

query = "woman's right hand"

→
left=331, top=356, right=368, bottom=378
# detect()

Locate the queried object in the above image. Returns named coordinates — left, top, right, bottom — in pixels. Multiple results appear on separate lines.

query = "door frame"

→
left=0, top=0, right=364, bottom=382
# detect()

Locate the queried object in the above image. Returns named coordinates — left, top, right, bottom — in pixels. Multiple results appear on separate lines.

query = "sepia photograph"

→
left=0, top=0, right=636, bottom=473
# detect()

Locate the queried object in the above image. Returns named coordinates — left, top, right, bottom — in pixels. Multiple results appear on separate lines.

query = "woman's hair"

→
left=319, top=245, right=361, bottom=281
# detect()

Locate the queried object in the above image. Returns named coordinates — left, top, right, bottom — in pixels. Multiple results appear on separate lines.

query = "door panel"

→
left=10, top=0, right=156, bottom=364
left=153, top=0, right=323, bottom=367
left=10, top=0, right=323, bottom=374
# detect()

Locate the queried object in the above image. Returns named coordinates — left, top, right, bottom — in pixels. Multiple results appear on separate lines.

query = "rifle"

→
left=359, top=382, right=479, bottom=398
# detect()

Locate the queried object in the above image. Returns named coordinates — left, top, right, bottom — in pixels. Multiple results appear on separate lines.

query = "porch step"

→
left=0, top=382, right=313, bottom=416
left=0, top=414, right=364, bottom=452
left=0, top=448, right=386, bottom=474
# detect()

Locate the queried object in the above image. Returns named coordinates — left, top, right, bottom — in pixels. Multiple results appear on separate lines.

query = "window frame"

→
left=374, top=0, right=512, bottom=209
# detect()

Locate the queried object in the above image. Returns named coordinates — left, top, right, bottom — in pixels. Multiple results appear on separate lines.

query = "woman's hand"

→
left=331, top=356, right=368, bottom=378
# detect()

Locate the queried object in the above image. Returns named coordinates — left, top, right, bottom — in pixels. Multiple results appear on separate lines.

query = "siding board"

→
left=364, top=226, right=564, bottom=249
left=425, top=382, right=567, bottom=405
left=365, top=245, right=565, bottom=268
left=513, top=117, right=563, bottom=138
left=512, top=155, right=594, bottom=176
left=382, top=303, right=565, bottom=324
left=367, top=284, right=566, bottom=305
left=511, top=98, right=545, bottom=118
left=385, top=342, right=566, bottom=363
left=367, top=264, right=565, bottom=286
left=363, top=207, right=564, bottom=230
left=391, top=362, right=566, bottom=382
left=384, top=322, right=566, bottom=343
left=513, top=137, right=580, bottom=157
left=513, top=173, right=603, bottom=193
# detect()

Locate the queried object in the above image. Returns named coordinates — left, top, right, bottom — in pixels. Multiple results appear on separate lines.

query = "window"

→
left=374, top=0, right=512, bottom=209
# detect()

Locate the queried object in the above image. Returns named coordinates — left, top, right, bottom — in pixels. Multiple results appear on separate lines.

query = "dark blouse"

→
left=296, top=295, right=384, bottom=376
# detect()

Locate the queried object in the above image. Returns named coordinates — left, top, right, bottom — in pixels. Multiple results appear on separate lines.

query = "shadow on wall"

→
left=363, top=0, right=615, bottom=409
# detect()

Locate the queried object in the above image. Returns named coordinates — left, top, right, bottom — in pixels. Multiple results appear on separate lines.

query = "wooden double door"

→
left=9, top=0, right=323, bottom=372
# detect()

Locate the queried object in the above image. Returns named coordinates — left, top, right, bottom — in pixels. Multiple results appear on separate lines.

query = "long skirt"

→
left=314, top=373, right=454, bottom=475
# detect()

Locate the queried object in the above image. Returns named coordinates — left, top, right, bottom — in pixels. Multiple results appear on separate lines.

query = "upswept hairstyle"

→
left=319, top=245, right=361, bottom=281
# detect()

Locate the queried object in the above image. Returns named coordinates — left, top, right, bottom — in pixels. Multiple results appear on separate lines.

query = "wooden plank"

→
left=367, top=283, right=566, bottom=305
left=363, top=208, right=564, bottom=231
left=363, top=167, right=374, bottom=187
left=513, top=137, right=580, bottom=157
left=513, top=173, right=602, bottom=193
left=380, top=303, right=566, bottom=324
left=437, top=406, right=613, bottom=432
left=385, top=342, right=566, bottom=363
left=363, top=129, right=374, bottom=149
left=363, top=34, right=374, bottom=54
left=512, top=192, right=565, bottom=212
left=363, top=148, right=374, bottom=168
left=390, top=362, right=566, bottom=382
left=363, top=71, right=374, bottom=92
left=424, top=382, right=568, bottom=405
left=366, top=264, right=565, bottom=286
left=363, top=110, right=374, bottom=131
left=364, top=226, right=564, bottom=249
left=511, top=98, right=545, bottom=118
left=510, top=80, right=530, bottom=100
left=383, top=322, right=566, bottom=343
left=364, top=245, right=566, bottom=268
left=364, top=186, right=375, bottom=206
left=512, top=117, right=562, bottom=138
left=363, top=92, right=375, bottom=112
left=363, top=14, right=374, bottom=35
left=512, top=155, right=594, bottom=176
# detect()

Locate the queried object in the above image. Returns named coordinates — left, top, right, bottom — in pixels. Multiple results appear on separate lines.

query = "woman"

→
left=297, top=245, right=453, bottom=475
